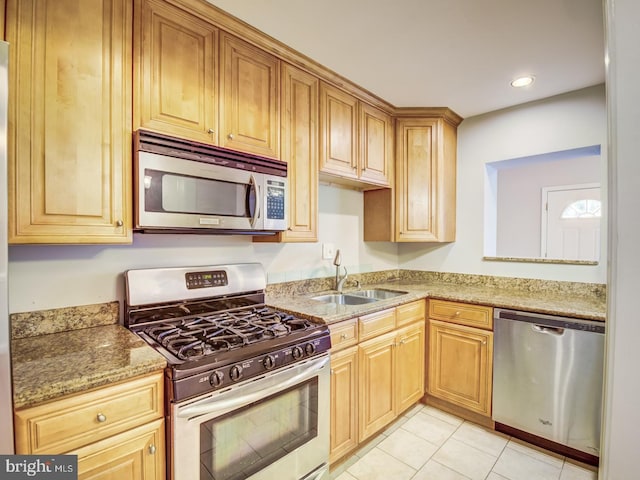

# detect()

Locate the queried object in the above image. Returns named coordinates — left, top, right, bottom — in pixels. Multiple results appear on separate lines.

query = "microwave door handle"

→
left=249, top=174, right=261, bottom=228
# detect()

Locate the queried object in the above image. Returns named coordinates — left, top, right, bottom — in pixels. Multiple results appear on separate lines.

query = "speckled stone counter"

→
left=11, top=303, right=166, bottom=410
left=266, top=270, right=606, bottom=324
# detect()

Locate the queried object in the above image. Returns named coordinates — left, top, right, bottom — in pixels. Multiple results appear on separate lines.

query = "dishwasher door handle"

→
left=532, top=324, right=565, bottom=336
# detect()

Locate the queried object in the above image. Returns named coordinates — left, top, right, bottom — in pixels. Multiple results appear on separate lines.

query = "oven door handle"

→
left=178, top=355, right=329, bottom=419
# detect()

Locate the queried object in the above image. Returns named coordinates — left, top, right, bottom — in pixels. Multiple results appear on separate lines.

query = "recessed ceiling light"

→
left=511, top=75, right=535, bottom=88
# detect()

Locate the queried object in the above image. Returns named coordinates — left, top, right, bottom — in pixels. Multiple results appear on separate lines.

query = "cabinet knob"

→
left=207, top=128, right=215, bottom=134
left=115, top=220, right=123, bottom=227
left=96, top=413, right=107, bottom=423
left=228, top=133, right=234, bottom=140
left=340, top=333, right=348, bottom=340
left=149, top=444, right=157, bottom=455
left=454, top=311, right=461, bottom=316
left=330, top=369, right=335, bottom=375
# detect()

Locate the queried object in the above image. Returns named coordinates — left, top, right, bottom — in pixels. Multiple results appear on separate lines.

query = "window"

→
left=561, top=199, right=602, bottom=219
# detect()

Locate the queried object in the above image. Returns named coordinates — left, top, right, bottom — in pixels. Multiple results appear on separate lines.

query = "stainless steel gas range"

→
left=125, top=263, right=331, bottom=480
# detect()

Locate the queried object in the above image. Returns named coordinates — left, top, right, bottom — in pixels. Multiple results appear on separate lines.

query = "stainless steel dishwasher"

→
left=493, top=308, right=605, bottom=459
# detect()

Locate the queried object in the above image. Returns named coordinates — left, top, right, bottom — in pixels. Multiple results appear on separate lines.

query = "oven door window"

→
left=144, top=169, right=256, bottom=218
left=200, top=377, right=318, bottom=480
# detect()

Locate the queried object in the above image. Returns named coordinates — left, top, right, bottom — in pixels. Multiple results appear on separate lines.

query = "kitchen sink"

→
left=349, top=289, right=408, bottom=300
left=310, top=294, right=379, bottom=305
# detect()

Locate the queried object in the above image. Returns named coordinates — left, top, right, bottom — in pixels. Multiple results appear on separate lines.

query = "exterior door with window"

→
left=542, top=184, right=601, bottom=261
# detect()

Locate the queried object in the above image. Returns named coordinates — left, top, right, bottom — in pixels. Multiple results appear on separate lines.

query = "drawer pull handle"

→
left=96, top=413, right=107, bottom=423
left=454, top=311, right=461, bottom=316
left=340, top=333, right=348, bottom=340
left=149, top=444, right=157, bottom=455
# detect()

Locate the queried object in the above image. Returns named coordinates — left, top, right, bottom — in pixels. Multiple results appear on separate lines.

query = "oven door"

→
left=172, top=354, right=330, bottom=480
left=136, top=150, right=265, bottom=231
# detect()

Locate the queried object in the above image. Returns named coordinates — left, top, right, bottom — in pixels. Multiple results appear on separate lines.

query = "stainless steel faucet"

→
left=333, top=249, right=348, bottom=292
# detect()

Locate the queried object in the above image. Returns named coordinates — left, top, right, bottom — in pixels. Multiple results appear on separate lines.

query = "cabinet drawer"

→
left=428, top=300, right=493, bottom=330
left=14, top=372, right=164, bottom=455
left=329, top=318, right=358, bottom=351
left=359, top=308, right=396, bottom=341
left=396, top=300, right=426, bottom=327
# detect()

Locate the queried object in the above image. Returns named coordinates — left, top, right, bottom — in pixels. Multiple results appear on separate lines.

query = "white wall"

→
left=7, top=185, right=398, bottom=313
left=601, top=0, right=640, bottom=477
left=399, top=85, right=608, bottom=283
left=496, top=153, right=601, bottom=258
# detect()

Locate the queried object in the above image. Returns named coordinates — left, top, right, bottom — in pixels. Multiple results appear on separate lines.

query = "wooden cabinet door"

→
left=279, top=63, right=318, bottom=241
left=7, top=0, right=132, bottom=244
left=394, top=117, right=457, bottom=242
left=358, top=331, right=396, bottom=441
left=395, top=118, right=438, bottom=241
left=329, top=346, right=358, bottom=464
left=320, top=82, right=358, bottom=179
left=221, top=33, right=279, bottom=158
left=73, top=419, right=165, bottom=480
left=428, top=320, right=493, bottom=416
left=395, top=321, right=425, bottom=413
left=134, top=0, right=218, bottom=144
left=359, top=102, right=392, bottom=187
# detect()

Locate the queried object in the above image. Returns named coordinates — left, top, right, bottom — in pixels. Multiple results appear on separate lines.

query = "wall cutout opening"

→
left=484, top=145, right=602, bottom=263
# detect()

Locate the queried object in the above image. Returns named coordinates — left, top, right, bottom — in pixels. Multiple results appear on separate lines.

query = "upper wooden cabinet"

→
left=134, top=0, right=219, bottom=144
left=256, top=63, right=318, bottom=243
left=7, top=0, right=132, bottom=244
left=359, top=102, right=394, bottom=186
left=364, top=111, right=461, bottom=242
left=320, top=83, right=358, bottom=178
left=320, top=82, right=392, bottom=189
left=220, top=33, right=280, bottom=158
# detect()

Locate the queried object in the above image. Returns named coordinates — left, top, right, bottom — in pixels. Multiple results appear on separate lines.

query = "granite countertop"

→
left=12, top=324, right=167, bottom=410
left=266, top=279, right=606, bottom=325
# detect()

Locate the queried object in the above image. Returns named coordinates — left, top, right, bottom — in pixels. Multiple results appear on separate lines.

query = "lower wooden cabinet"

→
left=329, top=346, right=358, bottom=463
left=358, top=321, right=425, bottom=441
left=14, top=372, right=165, bottom=480
left=358, top=330, right=396, bottom=440
left=328, top=299, right=426, bottom=464
left=73, top=419, right=165, bottom=480
left=427, top=319, right=493, bottom=416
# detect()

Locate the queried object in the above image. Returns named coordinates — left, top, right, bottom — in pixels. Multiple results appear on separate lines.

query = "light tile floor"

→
left=330, top=404, right=598, bottom=480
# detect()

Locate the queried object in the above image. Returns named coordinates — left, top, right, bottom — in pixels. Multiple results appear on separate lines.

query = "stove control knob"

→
left=209, top=371, right=224, bottom=388
left=305, top=343, right=316, bottom=356
left=292, top=346, right=304, bottom=360
left=229, top=365, right=243, bottom=381
left=263, top=355, right=276, bottom=370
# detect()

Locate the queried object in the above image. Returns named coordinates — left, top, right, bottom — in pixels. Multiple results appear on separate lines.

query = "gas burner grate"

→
left=142, top=306, right=314, bottom=361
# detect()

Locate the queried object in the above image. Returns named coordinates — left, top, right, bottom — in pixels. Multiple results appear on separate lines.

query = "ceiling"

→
left=205, top=0, right=605, bottom=119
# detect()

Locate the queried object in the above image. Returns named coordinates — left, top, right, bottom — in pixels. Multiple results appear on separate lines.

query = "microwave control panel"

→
left=265, top=179, right=286, bottom=221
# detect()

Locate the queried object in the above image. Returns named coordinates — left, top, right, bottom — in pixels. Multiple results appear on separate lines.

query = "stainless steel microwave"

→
left=133, top=130, right=287, bottom=234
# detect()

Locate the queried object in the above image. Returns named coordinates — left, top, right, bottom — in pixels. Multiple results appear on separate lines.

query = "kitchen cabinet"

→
left=134, top=0, right=219, bottom=144
left=256, top=62, right=319, bottom=243
left=329, top=346, right=358, bottom=464
left=359, top=102, right=394, bottom=186
left=6, top=0, right=132, bottom=244
left=363, top=111, right=461, bottom=242
left=220, top=32, right=280, bottom=158
left=327, top=300, right=425, bottom=463
left=14, top=372, right=165, bottom=479
left=426, top=300, right=493, bottom=419
left=320, top=82, right=392, bottom=189
left=320, top=82, right=358, bottom=179
left=328, top=319, right=358, bottom=464
left=358, top=308, right=425, bottom=441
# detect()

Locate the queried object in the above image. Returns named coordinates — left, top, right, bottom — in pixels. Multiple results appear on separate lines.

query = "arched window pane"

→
left=561, top=199, right=602, bottom=219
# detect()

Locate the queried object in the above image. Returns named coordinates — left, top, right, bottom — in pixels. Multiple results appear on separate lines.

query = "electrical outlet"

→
left=322, top=243, right=335, bottom=260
